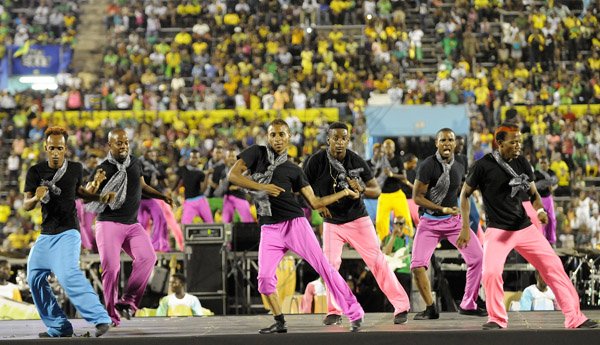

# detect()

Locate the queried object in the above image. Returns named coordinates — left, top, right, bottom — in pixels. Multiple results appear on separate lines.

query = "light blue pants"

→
left=27, top=230, right=111, bottom=337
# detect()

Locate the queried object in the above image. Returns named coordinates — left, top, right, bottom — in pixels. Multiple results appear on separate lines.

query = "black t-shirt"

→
left=381, top=155, right=406, bottom=193
left=25, top=161, right=83, bottom=235
left=140, top=158, right=167, bottom=195
left=465, top=153, right=534, bottom=231
left=238, top=145, right=309, bottom=225
left=399, top=168, right=416, bottom=198
left=94, top=155, right=143, bottom=224
left=303, top=149, right=373, bottom=224
left=455, top=154, right=469, bottom=175
left=212, top=164, right=246, bottom=199
left=415, top=155, right=465, bottom=216
left=534, top=169, right=556, bottom=198
left=177, top=166, right=206, bottom=199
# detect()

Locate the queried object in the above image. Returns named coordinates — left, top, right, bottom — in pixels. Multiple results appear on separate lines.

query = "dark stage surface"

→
left=1, top=311, right=599, bottom=344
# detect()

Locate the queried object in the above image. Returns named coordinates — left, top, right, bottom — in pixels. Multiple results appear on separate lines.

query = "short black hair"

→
left=0, top=259, right=8, bottom=267
left=268, top=119, right=290, bottom=129
left=172, top=273, right=186, bottom=284
left=404, top=153, right=417, bottom=162
left=327, top=122, right=349, bottom=132
left=436, top=128, right=455, bottom=137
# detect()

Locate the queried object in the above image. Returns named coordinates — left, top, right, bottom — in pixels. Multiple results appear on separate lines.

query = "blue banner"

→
left=8, top=44, right=71, bottom=76
left=365, top=105, right=469, bottom=137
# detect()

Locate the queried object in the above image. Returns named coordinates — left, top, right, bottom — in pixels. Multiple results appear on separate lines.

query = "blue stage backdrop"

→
left=365, top=105, right=469, bottom=137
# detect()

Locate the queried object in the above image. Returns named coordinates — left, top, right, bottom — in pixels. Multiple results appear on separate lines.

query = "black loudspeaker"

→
left=231, top=222, right=261, bottom=252
left=184, top=242, right=226, bottom=294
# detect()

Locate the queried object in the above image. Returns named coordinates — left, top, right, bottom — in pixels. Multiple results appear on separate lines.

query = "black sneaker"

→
left=482, top=322, right=502, bottom=330
left=259, top=321, right=287, bottom=334
left=458, top=306, right=488, bottom=317
left=578, top=319, right=598, bottom=328
left=394, top=311, right=408, bottom=324
left=115, top=303, right=134, bottom=320
left=350, top=318, right=362, bottom=332
left=413, top=304, right=439, bottom=320
left=323, top=314, right=343, bottom=325
left=95, top=323, right=111, bottom=337
left=38, top=332, right=73, bottom=338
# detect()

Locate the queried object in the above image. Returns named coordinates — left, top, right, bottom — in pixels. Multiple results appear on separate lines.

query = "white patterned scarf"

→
left=428, top=151, right=454, bottom=206
left=40, top=159, right=69, bottom=204
left=249, top=146, right=288, bottom=216
left=491, top=150, right=530, bottom=198
left=86, top=152, right=131, bottom=213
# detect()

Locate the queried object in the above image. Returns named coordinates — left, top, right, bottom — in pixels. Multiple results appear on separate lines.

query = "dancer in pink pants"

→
left=534, top=157, right=558, bottom=244
left=460, top=123, right=597, bottom=330
left=411, top=128, right=485, bottom=320
left=303, top=122, right=410, bottom=326
left=176, top=150, right=214, bottom=224
left=229, top=119, right=364, bottom=333
left=212, top=149, right=254, bottom=223
left=86, top=129, right=173, bottom=326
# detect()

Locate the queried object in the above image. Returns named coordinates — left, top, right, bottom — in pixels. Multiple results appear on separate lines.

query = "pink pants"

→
left=407, top=198, right=420, bottom=226
left=411, top=215, right=483, bottom=310
left=75, top=199, right=97, bottom=251
left=222, top=195, right=254, bottom=223
left=181, top=196, right=214, bottom=224
left=138, top=199, right=170, bottom=252
left=541, top=196, right=557, bottom=244
left=156, top=199, right=184, bottom=251
left=522, top=201, right=542, bottom=231
left=95, top=221, right=157, bottom=326
left=258, top=217, right=364, bottom=322
left=483, top=224, right=588, bottom=328
left=323, top=216, right=410, bottom=316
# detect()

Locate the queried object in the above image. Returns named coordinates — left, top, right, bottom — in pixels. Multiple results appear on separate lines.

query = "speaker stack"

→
left=183, top=223, right=229, bottom=315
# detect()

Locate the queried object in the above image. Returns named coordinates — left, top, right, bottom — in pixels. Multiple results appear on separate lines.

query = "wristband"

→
left=442, top=207, right=449, bottom=214
left=536, top=208, right=546, bottom=214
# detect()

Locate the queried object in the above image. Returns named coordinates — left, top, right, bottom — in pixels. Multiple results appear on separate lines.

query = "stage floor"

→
left=1, top=311, right=599, bottom=344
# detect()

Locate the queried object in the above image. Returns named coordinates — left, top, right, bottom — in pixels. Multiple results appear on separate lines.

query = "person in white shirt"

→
left=519, top=270, right=558, bottom=311
left=0, top=260, right=22, bottom=302
left=156, top=274, right=203, bottom=316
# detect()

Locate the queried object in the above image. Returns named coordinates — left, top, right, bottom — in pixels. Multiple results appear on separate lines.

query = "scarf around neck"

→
left=86, top=152, right=131, bottom=213
left=491, top=150, right=530, bottom=198
left=40, top=159, right=69, bottom=204
left=249, top=146, right=288, bottom=216
left=427, top=151, right=454, bottom=207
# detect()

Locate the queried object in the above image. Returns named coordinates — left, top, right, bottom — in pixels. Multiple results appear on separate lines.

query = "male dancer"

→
left=303, top=122, right=410, bottom=325
left=534, top=157, right=558, bottom=245
left=375, top=139, right=413, bottom=240
left=175, top=149, right=214, bottom=224
left=204, top=145, right=225, bottom=197
left=76, top=153, right=99, bottom=252
left=138, top=149, right=170, bottom=252
left=401, top=153, right=419, bottom=226
left=24, top=126, right=111, bottom=337
left=411, top=128, right=485, bottom=320
left=228, top=119, right=365, bottom=333
left=86, top=128, right=173, bottom=326
left=212, top=148, right=254, bottom=223
left=460, top=123, right=597, bottom=329
left=455, top=136, right=482, bottom=234
left=364, top=143, right=381, bottom=223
